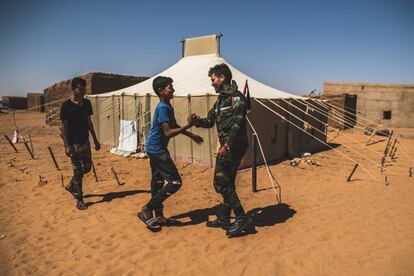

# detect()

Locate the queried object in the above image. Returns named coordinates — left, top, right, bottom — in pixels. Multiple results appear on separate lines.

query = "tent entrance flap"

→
left=111, top=120, right=138, bottom=156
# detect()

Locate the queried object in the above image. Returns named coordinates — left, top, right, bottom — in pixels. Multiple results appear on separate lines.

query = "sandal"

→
left=137, top=211, right=161, bottom=231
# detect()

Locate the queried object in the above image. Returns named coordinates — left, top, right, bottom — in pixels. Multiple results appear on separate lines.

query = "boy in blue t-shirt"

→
left=137, top=76, right=203, bottom=231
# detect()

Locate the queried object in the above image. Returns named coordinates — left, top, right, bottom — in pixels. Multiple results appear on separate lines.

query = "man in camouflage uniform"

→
left=189, top=63, right=252, bottom=237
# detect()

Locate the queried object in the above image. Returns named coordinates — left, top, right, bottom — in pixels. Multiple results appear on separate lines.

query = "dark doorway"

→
left=344, top=94, right=357, bottom=129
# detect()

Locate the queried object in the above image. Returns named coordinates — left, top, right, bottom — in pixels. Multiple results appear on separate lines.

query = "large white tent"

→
left=97, top=52, right=299, bottom=99
left=88, top=34, right=326, bottom=167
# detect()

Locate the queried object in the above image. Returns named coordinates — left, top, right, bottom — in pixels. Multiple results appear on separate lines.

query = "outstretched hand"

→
left=187, top=113, right=199, bottom=126
left=191, top=134, right=204, bottom=145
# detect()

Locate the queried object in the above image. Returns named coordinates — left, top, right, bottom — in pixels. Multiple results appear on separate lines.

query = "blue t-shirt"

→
left=145, top=102, right=175, bottom=153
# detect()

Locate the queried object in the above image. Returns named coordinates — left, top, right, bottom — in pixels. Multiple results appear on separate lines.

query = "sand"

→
left=1, top=111, right=413, bottom=275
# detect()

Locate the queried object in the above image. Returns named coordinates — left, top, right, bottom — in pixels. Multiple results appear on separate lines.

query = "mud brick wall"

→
left=27, top=93, right=45, bottom=112
left=323, top=82, right=414, bottom=128
left=2, top=96, right=28, bottom=110
left=44, top=73, right=148, bottom=126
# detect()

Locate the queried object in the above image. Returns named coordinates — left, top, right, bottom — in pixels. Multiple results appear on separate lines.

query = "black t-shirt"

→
left=60, top=99, right=93, bottom=145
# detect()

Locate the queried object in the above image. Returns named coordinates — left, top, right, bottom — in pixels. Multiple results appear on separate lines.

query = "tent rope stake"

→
left=47, top=145, right=60, bottom=171
left=347, top=163, right=359, bottom=182
left=4, top=135, right=19, bottom=153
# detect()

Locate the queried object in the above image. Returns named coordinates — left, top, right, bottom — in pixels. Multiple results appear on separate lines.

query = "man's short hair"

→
left=208, top=63, right=232, bottom=84
left=152, top=76, right=173, bottom=96
left=71, top=77, right=86, bottom=89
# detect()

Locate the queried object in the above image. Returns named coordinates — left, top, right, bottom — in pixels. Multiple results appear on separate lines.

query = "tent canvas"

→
left=88, top=34, right=327, bottom=167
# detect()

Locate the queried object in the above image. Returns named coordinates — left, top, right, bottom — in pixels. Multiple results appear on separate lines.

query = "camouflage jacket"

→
left=195, top=81, right=248, bottom=150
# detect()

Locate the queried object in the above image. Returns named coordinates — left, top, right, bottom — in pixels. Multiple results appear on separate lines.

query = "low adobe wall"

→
left=324, top=82, right=414, bottom=128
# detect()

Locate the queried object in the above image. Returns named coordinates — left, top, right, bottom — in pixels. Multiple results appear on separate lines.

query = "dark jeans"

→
left=213, top=146, right=247, bottom=211
left=69, top=143, right=92, bottom=201
left=146, top=151, right=182, bottom=211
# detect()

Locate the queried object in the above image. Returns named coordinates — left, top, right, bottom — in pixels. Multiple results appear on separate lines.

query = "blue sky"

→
left=1, top=0, right=413, bottom=96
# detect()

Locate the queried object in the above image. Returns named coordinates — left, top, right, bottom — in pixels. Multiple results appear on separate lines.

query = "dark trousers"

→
left=213, top=147, right=247, bottom=212
left=146, top=151, right=182, bottom=210
left=69, top=143, right=92, bottom=200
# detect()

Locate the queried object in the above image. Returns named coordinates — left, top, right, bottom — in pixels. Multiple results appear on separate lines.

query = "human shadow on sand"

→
left=84, top=189, right=150, bottom=206
left=170, top=203, right=296, bottom=237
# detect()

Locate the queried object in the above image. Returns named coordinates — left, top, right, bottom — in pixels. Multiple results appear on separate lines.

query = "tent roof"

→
left=91, top=54, right=300, bottom=99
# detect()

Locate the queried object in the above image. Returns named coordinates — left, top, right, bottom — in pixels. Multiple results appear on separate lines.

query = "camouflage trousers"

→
left=68, top=143, right=92, bottom=200
left=146, top=151, right=182, bottom=211
left=213, top=147, right=247, bottom=211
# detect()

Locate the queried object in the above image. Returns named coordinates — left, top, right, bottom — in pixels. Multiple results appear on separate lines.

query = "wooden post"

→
left=60, top=174, right=64, bottom=188
left=409, top=167, right=412, bottom=177
left=91, top=161, right=99, bottom=182
left=4, top=135, right=18, bottom=153
left=28, top=133, right=34, bottom=155
left=23, top=138, right=35, bottom=159
left=347, top=163, right=359, bottom=182
left=252, top=133, right=258, bottom=192
left=111, top=167, right=123, bottom=186
left=47, top=145, right=60, bottom=170
left=385, top=176, right=389, bottom=186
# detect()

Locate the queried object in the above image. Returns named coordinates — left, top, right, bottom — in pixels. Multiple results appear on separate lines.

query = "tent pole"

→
left=95, top=97, right=100, bottom=143
left=181, top=38, right=185, bottom=57
left=187, top=95, right=194, bottom=163
left=112, top=95, right=116, bottom=146
left=216, top=33, right=223, bottom=56
left=206, top=95, right=213, bottom=167
left=252, top=133, right=258, bottom=192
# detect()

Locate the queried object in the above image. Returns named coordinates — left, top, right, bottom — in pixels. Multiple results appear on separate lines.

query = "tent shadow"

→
left=84, top=189, right=150, bottom=206
left=248, top=203, right=296, bottom=227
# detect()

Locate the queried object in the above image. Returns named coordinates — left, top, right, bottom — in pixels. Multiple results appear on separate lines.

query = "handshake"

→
left=187, top=113, right=200, bottom=126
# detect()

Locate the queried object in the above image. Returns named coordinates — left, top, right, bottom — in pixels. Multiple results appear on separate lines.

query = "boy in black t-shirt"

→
left=60, top=77, right=100, bottom=210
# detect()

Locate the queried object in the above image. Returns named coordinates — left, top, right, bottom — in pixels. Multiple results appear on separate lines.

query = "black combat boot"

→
left=206, top=204, right=231, bottom=229
left=226, top=214, right=252, bottom=237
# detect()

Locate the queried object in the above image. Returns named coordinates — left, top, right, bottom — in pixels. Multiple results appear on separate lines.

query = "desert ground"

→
left=0, top=111, right=413, bottom=275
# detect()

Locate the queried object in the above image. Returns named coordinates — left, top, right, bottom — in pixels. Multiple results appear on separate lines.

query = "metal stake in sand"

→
left=385, top=176, right=389, bottom=186
left=28, top=133, right=34, bottom=155
left=391, top=147, right=398, bottom=159
left=347, top=163, right=359, bottom=182
left=383, top=131, right=394, bottom=157
left=60, top=174, right=64, bottom=187
left=47, top=145, right=60, bottom=170
left=366, top=130, right=376, bottom=146
left=91, top=161, right=99, bottom=182
left=4, top=135, right=19, bottom=153
left=111, top=166, right=123, bottom=186
left=409, top=167, right=413, bottom=178
left=380, top=157, right=386, bottom=173
left=388, top=139, right=398, bottom=157
left=22, top=138, right=35, bottom=159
